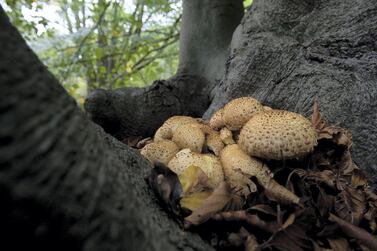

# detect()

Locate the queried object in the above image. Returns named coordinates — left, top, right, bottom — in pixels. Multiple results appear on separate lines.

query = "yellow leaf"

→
left=178, top=165, right=209, bottom=194
left=181, top=191, right=212, bottom=211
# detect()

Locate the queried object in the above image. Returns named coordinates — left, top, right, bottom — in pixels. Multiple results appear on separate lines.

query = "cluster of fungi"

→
left=139, top=97, right=377, bottom=251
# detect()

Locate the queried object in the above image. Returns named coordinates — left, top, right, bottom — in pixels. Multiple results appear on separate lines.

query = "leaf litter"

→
left=145, top=101, right=377, bottom=251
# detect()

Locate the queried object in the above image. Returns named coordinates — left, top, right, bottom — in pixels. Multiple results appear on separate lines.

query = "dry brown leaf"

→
left=329, top=213, right=377, bottom=250
left=122, top=135, right=143, bottom=147
left=335, top=186, right=366, bottom=225
left=184, top=182, right=233, bottom=227
left=328, top=238, right=351, bottom=251
left=311, top=99, right=326, bottom=130
left=239, top=228, right=259, bottom=251
left=266, top=209, right=316, bottom=251
left=264, top=179, right=301, bottom=205
left=248, top=204, right=277, bottom=217
left=136, top=137, right=153, bottom=148
left=146, top=162, right=183, bottom=216
left=212, top=210, right=279, bottom=234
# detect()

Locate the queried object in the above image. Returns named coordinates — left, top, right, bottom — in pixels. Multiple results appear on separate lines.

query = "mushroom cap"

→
left=222, top=97, right=264, bottom=130
left=168, top=149, right=224, bottom=188
left=220, top=127, right=235, bottom=145
left=239, top=110, right=317, bottom=160
left=140, top=140, right=180, bottom=165
left=172, top=123, right=205, bottom=152
left=209, top=108, right=225, bottom=130
left=220, top=145, right=271, bottom=196
left=154, top=116, right=198, bottom=141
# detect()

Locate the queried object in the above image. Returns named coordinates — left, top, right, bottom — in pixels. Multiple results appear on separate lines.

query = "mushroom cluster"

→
left=141, top=97, right=318, bottom=203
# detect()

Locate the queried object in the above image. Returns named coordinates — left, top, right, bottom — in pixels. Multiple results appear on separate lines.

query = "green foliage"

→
left=244, top=0, right=253, bottom=8
left=2, top=0, right=181, bottom=105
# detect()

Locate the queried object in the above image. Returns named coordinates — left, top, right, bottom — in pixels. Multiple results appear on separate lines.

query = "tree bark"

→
left=0, top=6, right=213, bottom=251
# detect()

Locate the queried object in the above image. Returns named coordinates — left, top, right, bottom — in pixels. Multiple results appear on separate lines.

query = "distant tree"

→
left=3, top=0, right=181, bottom=103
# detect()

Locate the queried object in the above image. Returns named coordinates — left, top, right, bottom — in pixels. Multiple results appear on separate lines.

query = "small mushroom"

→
left=220, top=145, right=259, bottom=196
left=220, top=127, right=235, bottom=145
left=263, top=106, right=273, bottom=111
left=168, top=149, right=224, bottom=188
left=239, top=110, right=317, bottom=160
left=220, top=145, right=300, bottom=204
left=222, top=97, right=264, bottom=131
left=154, top=116, right=198, bottom=141
left=172, top=123, right=205, bottom=153
left=205, top=131, right=224, bottom=156
left=194, top=123, right=224, bottom=155
left=209, top=108, right=225, bottom=130
left=140, top=140, right=179, bottom=165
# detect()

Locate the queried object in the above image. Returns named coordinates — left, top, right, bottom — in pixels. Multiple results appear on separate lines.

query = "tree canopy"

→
left=2, top=0, right=252, bottom=105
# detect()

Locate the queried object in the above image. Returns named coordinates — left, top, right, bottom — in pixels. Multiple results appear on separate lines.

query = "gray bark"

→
left=178, top=0, right=244, bottom=85
left=0, top=6, right=213, bottom=251
left=205, top=0, right=377, bottom=186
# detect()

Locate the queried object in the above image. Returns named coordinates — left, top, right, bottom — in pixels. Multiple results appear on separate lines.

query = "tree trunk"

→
left=0, top=6, right=213, bottom=251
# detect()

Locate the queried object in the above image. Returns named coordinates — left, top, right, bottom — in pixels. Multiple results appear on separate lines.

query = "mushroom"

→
left=220, top=127, right=235, bottom=145
left=239, top=110, right=317, bottom=160
left=205, top=131, right=224, bottom=156
left=194, top=123, right=224, bottom=156
left=172, top=123, right=205, bottom=153
left=209, top=108, right=225, bottom=130
left=263, top=106, right=273, bottom=111
left=154, top=116, right=198, bottom=141
left=220, top=145, right=300, bottom=204
left=140, top=140, right=179, bottom=165
left=168, top=149, right=224, bottom=188
left=222, top=97, right=264, bottom=131
left=220, top=145, right=258, bottom=196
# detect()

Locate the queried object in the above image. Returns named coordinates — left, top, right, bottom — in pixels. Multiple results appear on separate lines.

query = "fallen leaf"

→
left=335, top=186, right=365, bottom=225
left=146, top=162, right=182, bottom=216
left=178, top=165, right=211, bottom=194
left=136, top=137, right=153, bottom=149
left=327, top=238, right=351, bottom=251
left=212, top=210, right=279, bottom=234
left=122, top=135, right=143, bottom=147
left=266, top=209, right=316, bottom=251
left=184, top=182, right=233, bottom=227
left=311, top=99, right=326, bottom=130
left=180, top=191, right=212, bottom=211
left=329, top=213, right=377, bottom=250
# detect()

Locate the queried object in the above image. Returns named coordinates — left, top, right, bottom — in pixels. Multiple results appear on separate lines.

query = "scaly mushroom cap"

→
left=172, top=123, right=205, bottom=152
left=168, top=149, right=224, bottom=188
left=220, top=127, right=235, bottom=145
left=154, top=116, right=198, bottom=141
left=140, top=140, right=179, bottom=165
left=239, top=110, right=317, bottom=160
left=209, top=108, right=225, bottom=130
left=222, top=97, right=264, bottom=130
left=220, top=145, right=269, bottom=196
